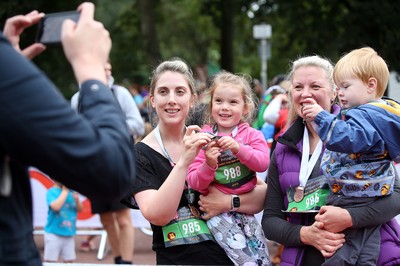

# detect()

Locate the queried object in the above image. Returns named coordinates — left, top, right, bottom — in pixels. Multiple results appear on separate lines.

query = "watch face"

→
left=233, top=196, right=240, bottom=208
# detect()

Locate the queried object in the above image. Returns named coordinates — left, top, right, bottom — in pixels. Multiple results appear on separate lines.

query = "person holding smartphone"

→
left=0, top=3, right=135, bottom=265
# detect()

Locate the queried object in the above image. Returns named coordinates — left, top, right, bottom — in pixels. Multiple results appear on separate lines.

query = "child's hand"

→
left=205, top=141, right=220, bottom=169
left=217, top=136, right=239, bottom=154
left=302, top=98, right=323, bottom=121
left=72, top=192, right=80, bottom=202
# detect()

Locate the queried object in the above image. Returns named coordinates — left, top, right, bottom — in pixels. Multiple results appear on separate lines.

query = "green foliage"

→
left=159, top=0, right=217, bottom=65
left=98, top=0, right=147, bottom=85
left=1, top=0, right=84, bottom=99
left=2, top=0, right=400, bottom=98
left=252, top=0, right=400, bottom=77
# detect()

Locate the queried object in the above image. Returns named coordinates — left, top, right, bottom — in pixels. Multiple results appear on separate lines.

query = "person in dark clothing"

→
left=0, top=3, right=135, bottom=265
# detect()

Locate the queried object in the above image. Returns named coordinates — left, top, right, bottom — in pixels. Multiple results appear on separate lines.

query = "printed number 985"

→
left=182, top=221, right=200, bottom=234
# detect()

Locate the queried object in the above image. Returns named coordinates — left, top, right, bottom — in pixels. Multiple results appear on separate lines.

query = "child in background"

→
left=187, top=71, right=271, bottom=266
left=44, top=181, right=83, bottom=263
left=302, top=47, right=400, bottom=265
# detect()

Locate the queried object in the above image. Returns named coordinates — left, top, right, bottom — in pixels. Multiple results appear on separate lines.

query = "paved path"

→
left=34, top=228, right=280, bottom=265
left=34, top=228, right=156, bottom=265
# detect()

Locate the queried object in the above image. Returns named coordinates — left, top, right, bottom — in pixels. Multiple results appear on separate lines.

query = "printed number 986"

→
left=305, top=193, right=320, bottom=208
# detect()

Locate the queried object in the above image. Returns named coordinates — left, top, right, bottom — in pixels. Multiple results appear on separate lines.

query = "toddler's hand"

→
left=205, top=141, right=220, bottom=169
left=217, top=136, right=239, bottom=154
left=302, top=98, right=323, bottom=121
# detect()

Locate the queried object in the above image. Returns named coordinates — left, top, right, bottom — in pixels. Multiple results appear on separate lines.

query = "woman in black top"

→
left=123, top=58, right=267, bottom=265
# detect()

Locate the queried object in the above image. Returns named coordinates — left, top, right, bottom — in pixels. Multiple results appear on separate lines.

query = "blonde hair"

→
left=334, top=47, right=389, bottom=97
left=147, top=57, right=197, bottom=126
left=204, top=70, right=255, bottom=125
left=149, top=57, right=196, bottom=95
left=286, top=55, right=335, bottom=125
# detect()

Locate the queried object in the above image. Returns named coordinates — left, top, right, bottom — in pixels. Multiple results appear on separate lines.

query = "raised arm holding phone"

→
left=0, top=3, right=135, bottom=265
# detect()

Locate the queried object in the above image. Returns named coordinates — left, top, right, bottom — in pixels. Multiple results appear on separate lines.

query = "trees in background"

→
left=1, top=0, right=399, bottom=97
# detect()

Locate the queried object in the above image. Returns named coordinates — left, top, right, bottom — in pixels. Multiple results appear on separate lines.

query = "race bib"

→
left=215, top=150, right=255, bottom=189
left=162, top=206, right=214, bottom=247
left=284, top=175, right=329, bottom=213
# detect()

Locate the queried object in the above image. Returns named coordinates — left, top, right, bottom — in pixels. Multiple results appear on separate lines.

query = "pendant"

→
left=185, top=189, right=195, bottom=205
left=294, top=186, right=305, bottom=202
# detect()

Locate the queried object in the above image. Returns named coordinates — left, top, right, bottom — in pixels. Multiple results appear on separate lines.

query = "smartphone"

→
left=36, top=11, right=80, bottom=44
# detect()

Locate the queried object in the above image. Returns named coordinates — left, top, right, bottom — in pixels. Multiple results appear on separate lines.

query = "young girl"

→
left=187, top=71, right=271, bottom=266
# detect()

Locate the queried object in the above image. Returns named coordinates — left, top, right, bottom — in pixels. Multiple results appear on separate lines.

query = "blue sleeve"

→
left=315, top=108, right=385, bottom=154
left=0, top=33, right=135, bottom=201
left=46, top=188, right=60, bottom=205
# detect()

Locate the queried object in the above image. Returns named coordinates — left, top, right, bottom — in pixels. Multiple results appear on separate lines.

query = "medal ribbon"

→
left=154, top=125, right=176, bottom=167
left=298, top=127, right=323, bottom=188
left=154, top=125, right=194, bottom=201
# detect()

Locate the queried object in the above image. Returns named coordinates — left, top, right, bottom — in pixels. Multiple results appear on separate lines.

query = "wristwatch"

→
left=231, top=195, right=240, bottom=212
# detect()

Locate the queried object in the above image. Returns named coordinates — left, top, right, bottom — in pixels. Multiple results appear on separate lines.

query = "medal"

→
left=294, top=186, right=304, bottom=202
left=189, top=205, right=201, bottom=218
left=185, top=186, right=200, bottom=217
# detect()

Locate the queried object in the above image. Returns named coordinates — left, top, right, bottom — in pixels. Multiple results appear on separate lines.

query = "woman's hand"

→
left=179, top=125, right=211, bottom=167
left=3, top=10, right=46, bottom=59
left=198, top=186, right=230, bottom=220
left=199, top=177, right=267, bottom=220
left=315, top=205, right=353, bottom=233
left=300, top=221, right=345, bottom=258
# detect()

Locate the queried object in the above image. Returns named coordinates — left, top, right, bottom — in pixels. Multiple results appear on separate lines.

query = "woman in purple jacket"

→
left=262, top=55, right=400, bottom=266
